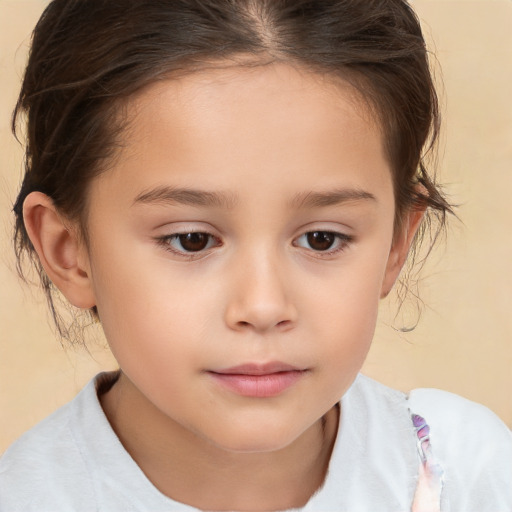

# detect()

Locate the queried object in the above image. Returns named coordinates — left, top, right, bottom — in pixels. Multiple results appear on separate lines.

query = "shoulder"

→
left=408, top=387, right=512, bottom=510
left=407, top=386, right=512, bottom=456
left=0, top=380, right=98, bottom=512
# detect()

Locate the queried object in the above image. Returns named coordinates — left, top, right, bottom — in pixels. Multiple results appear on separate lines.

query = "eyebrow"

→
left=133, top=186, right=238, bottom=209
left=290, top=189, right=377, bottom=209
left=133, top=185, right=376, bottom=210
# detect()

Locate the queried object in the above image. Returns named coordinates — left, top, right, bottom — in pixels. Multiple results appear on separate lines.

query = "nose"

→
left=224, top=251, right=297, bottom=334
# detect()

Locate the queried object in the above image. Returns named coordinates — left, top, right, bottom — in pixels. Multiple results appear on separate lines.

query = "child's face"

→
left=82, top=63, right=407, bottom=452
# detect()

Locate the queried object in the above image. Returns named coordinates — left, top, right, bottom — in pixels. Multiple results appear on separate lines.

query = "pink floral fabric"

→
left=411, top=414, right=444, bottom=512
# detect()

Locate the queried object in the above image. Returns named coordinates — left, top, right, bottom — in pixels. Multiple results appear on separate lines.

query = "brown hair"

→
left=12, top=0, right=452, bottom=339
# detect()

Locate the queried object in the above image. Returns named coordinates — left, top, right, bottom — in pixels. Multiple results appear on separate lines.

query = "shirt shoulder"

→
left=304, top=375, right=420, bottom=511
left=0, top=373, right=185, bottom=512
left=0, top=384, right=97, bottom=512
left=408, top=387, right=512, bottom=511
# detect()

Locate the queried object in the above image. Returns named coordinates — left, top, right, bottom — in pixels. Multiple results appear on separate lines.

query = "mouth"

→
left=207, top=362, right=309, bottom=398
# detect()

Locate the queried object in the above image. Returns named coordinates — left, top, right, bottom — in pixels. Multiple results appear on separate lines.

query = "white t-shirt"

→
left=0, top=373, right=510, bottom=511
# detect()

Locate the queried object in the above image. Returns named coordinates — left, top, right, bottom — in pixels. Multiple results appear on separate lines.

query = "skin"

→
left=23, top=62, right=423, bottom=511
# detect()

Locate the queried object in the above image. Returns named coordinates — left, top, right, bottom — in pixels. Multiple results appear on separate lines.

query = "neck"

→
left=100, top=372, right=339, bottom=511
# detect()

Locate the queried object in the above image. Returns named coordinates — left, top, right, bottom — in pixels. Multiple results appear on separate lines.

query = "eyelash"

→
left=293, top=231, right=353, bottom=256
left=157, top=232, right=221, bottom=260
left=156, top=230, right=353, bottom=259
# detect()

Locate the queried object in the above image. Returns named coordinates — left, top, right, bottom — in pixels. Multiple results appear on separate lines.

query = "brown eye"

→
left=177, top=233, right=210, bottom=252
left=306, top=231, right=336, bottom=251
left=159, top=231, right=220, bottom=257
left=294, top=230, right=352, bottom=255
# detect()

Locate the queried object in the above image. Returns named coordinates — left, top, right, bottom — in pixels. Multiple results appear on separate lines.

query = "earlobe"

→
left=23, top=192, right=96, bottom=309
left=380, top=206, right=425, bottom=299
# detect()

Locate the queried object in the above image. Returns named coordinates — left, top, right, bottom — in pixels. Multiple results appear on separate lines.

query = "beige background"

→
left=1, top=0, right=511, bottom=454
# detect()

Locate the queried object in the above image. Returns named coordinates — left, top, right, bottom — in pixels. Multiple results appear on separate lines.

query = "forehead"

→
left=91, top=62, right=391, bottom=210
left=126, top=62, right=380, bottom=141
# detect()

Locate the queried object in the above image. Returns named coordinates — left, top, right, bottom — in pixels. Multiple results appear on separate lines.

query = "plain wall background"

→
left=1, top=0, right=511, bottom=453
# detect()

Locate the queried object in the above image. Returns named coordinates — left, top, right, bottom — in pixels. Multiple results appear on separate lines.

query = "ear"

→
left=23, top=192, right=96, bottom=309
left=380, top=205, right=425, bottom=299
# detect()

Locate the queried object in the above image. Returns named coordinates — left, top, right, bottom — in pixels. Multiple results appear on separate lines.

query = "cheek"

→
left=314, top=285, right=378, bottom=362
left=90, top=248, right=237, bottom=384
left=306, top=246, right=390, bottom=367
left=296, top=287, right=378, bottom=412
left=92, top=266, right=209, bottom=408
left=88, top=240, right=207, bottom=362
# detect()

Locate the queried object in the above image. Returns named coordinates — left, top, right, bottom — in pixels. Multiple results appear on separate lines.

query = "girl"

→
left=1, top=1, right=511, bottom=511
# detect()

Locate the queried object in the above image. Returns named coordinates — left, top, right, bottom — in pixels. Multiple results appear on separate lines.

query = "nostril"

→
left=235, top=319, right=292, bottom=330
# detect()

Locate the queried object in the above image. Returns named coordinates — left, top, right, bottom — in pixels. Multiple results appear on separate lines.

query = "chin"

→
left=203, top=420, right=310, bottom=455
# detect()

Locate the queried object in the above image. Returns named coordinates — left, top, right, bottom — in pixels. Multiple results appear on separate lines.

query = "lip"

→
left=208, top=362, right=308, bottom=398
